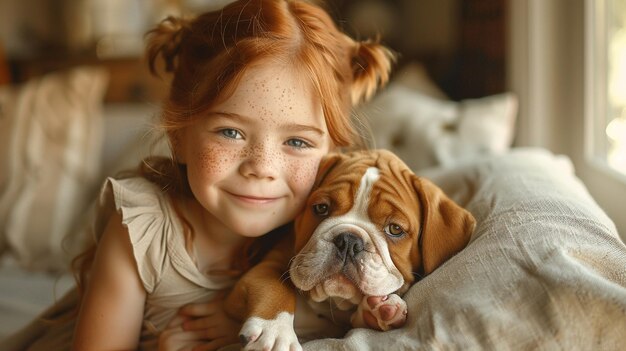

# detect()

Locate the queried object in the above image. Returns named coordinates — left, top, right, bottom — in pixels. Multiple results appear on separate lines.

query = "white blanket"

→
left=303, top=148, right=626, bottom=350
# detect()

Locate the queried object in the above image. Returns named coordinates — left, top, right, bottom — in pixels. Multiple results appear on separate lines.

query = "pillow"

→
left=389, top=62, right=448, bottom=100
left=359, top=82, right=518, bottom=171
left=0, top=66, right=108, bottom=271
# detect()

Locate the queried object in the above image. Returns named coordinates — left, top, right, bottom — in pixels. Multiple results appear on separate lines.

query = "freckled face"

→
left=178, top=63, right=332, bottom=238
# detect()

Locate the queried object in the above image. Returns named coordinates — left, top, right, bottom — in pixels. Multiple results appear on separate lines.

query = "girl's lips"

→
left=227, top=191, right=280, bottom=204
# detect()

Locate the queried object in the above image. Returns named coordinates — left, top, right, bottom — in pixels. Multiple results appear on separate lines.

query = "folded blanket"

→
left=304, top=148, right=626, bottom=350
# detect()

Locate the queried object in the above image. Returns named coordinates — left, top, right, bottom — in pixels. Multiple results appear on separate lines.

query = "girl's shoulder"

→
left=94, top=176, right=182, bottom=292
left=93, top=176, right=179, bottom=247
left=102, top=176, right=168, bottom=210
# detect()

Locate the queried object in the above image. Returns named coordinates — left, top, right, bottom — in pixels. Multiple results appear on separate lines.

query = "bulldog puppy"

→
left=226, top=149, right=476, bottom=351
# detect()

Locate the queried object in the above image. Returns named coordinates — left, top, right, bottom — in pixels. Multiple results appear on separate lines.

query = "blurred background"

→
left=0, top=0, right=506, bottom=102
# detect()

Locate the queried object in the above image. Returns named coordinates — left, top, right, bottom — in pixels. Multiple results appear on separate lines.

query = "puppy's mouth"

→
left=290, top=223, right=405, bottom=304
left=308, top=273, right=364, bottom=310
left=293, top=258, right=403, bottom=311
left=307, top=256, right=403, bottom=304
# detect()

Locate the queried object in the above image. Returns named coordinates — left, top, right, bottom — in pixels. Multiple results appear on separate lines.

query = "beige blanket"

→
left=304, top=148, right=626, bottom=350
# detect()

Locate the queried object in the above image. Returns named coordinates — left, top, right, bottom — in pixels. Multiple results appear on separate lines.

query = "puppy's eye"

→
left=313, top=203, right=329, bottom=216
left=384, top=223, right=405, bottom=237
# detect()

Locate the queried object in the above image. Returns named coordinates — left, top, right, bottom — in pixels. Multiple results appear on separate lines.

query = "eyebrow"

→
left=212, top=111, right=326, bottom=137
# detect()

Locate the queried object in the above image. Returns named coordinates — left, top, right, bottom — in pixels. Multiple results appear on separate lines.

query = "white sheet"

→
left=0, top=257, right=73, bottom=340
left=303, top=148, right=626, bottom=350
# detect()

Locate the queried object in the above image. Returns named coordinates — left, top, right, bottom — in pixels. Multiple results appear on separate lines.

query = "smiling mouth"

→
left=226, top=191, right=281, bottom=204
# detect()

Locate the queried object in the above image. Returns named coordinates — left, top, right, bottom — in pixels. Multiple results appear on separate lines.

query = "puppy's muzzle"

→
left=333, top=232, right=365, bottom=262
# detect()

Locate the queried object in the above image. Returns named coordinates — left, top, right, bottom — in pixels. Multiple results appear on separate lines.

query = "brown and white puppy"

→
left=227, top=150, right=476, bottom=351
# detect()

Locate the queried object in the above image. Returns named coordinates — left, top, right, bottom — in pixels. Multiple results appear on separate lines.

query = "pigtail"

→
left=145, top=16, right=191, bottom=76
left=350, top=40, right=396, bottom=105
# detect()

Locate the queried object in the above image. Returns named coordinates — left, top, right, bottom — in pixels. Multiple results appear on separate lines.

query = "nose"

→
left=333, top=233, right=364, bottom=261
left=239, top=142, right=280, bottom=180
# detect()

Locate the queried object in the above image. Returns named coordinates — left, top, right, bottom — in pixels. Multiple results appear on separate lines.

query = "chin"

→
left=231, top=219, right=287, bottom=238
left=242, top=212, right=299, bottom=236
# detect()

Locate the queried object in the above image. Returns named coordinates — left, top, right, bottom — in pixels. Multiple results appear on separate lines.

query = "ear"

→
left=413, top=176, right=476, bottom=275
left=294, top=152, right=344, bottom=252
left=314, top=152, right=347, bottom=187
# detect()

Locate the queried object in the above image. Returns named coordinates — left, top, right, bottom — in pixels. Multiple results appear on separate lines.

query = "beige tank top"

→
left=96, top=177, right=237, bottom=349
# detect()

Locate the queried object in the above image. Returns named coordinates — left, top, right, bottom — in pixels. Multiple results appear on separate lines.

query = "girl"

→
left=1, top=0, right=393, bottom=350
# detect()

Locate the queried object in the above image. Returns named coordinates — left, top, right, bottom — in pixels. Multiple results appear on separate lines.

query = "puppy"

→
left=226, top=149, right=476, bottom=350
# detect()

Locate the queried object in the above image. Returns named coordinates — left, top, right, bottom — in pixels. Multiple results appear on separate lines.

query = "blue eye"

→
left=220, top=129, right=242, bottom=139
left=286, top=138, right=310, bottom=149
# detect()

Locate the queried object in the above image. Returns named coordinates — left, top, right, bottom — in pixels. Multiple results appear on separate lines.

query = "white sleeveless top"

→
left=96, top=177, right=237, bottom=348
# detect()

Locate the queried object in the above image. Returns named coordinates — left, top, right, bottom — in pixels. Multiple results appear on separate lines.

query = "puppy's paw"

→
left=240, top=312, right=302, bottom=351
left=351, top=294, right=408, bottom=331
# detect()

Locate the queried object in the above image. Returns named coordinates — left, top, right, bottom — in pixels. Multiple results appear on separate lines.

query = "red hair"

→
left=146, top=0, right=394, bottom=147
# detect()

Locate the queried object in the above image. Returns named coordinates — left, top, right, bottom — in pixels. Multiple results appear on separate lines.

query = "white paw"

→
left=351, top=294, right=408, bottom=331
left=240, top=312, right=302, bottom=351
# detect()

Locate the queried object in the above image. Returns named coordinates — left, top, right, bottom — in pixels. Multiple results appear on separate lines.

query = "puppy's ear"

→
left=314, top=153, right=346, bottom=187
left=413, top=176, right=475, bottom=275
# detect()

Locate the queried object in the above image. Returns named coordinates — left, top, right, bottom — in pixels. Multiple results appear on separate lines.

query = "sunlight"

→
left=606, top=0, right=626, bottom=175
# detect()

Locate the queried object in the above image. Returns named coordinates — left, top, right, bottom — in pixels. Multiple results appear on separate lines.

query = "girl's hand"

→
left=158, top=314, right=206, bottom=351
left=175, top=299, right=241, bottom=351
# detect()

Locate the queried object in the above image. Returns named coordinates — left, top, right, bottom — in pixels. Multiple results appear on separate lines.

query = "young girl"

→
left=1, top=1, right=393, bottom=350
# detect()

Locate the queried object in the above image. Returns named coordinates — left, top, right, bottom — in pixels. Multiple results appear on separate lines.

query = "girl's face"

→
left=177, top=63, right=333, bottom=239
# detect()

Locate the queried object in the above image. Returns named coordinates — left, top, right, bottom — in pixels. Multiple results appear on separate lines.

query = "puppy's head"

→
left=289, top=150, right=475, bottom=309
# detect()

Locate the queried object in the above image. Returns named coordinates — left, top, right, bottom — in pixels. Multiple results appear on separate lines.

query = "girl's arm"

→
left=72, top=211, right=146, bottom=351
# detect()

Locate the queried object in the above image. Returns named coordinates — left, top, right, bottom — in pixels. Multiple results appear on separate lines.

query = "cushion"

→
left=303, top=148, right=626, bottom=350
left=389, top=62, right=448, bottom=100
left=359, top=81, right=517, bottom=171
left=0, top=66, right=108, bottom=271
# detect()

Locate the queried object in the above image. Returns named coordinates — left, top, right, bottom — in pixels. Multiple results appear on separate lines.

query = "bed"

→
left=1, top=65, right=625, bottom=349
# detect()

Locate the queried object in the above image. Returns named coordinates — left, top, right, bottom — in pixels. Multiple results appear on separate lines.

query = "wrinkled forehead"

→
left=351, top=167, right=381, bottom=214
left=333, top=154, right=419, bottom=209
left=320, top=152, right=407, bottom=184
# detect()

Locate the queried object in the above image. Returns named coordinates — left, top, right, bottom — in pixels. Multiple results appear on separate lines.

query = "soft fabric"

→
left=1, top=176, right=237, bottom=351
left=0, top=256, right=73, bottom=341
left=360, top=83, right=517, bottom=171
left=303, top=148, right=626, bottom=350
left=0, top=67, right=108, bottom=271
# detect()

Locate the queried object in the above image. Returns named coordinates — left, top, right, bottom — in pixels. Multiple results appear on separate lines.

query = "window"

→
left=587, top=0, right=626, bottom=178
left=509, top=0, right=626, bottom=237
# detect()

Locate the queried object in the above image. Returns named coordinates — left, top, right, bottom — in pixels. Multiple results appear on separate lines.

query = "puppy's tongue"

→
left=330, top=273, right=355, bottom=286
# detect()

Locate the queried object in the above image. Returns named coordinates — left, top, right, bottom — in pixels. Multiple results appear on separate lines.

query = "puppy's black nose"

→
left=333, top=233, right=364, bottom=261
